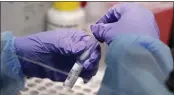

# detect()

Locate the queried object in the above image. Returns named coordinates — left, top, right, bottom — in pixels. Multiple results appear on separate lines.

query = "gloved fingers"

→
left=58, top=37, right=87, bottom=55
left=80, top=64, right=99, bottom=83
left=80, top=70, right=98, bottom=83
left=96, top=3, right=150, bottom=24
left=80, top=45, right=101, bottom=83
left=83, top=46, right=101, bottom=69
left=96, top=4, right=121, bottom=24
left=90, top=23, right=113, bottom=44
left=67, top=28, right=91, bottom=43
left=58, top=29, right=94, bottom=55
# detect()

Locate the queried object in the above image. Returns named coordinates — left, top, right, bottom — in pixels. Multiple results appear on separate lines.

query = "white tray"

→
left=19, top=69, right=105, bottom=95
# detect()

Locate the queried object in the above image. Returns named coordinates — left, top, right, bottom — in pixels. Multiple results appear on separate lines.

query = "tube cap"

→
left=52, top=2, right=80, bottom=11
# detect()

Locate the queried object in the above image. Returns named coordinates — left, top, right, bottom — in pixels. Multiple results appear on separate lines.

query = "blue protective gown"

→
left=98, top=34, right=173, bottom=95
left=1, top=32, right=24, bottom=95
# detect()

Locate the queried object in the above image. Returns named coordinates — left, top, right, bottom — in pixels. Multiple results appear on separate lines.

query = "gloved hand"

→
left=90, top=3, right=173, bottom=95
left=91, top=3, right=160, bottom=45
left=14, top=29, right=101, bottom=83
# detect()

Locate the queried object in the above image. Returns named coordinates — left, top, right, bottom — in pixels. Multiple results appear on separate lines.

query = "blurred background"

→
left=1, top=2, right=174, bottom=95
left=1, top=2, right=173, bottom=46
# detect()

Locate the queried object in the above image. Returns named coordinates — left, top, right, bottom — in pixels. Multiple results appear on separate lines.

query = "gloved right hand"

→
left=14, top=29, right=101, bottom=83
left=91, top=3, right=160, bottom=45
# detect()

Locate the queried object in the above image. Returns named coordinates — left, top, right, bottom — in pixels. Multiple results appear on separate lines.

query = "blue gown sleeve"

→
left=1, top=32, right=25, bottom=95
left=98, top=34, right=173, bottom=95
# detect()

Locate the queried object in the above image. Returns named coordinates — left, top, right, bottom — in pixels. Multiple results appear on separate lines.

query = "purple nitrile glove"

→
left=91, top=3, right=160, bottom=45
left=14, top=28, right=101, bottom=83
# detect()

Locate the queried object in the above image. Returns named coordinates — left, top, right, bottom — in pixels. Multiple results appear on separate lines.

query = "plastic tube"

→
left=63, top=39, right=99, bottom=89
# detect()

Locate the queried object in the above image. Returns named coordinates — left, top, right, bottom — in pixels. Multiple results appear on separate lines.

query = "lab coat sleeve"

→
left=1, top=32, right=25, bottom=95
left=98, top=34, right=173, bottom=95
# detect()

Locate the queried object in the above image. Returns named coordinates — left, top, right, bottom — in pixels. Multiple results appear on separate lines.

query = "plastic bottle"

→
left=46, top=2, right=85, bottom=31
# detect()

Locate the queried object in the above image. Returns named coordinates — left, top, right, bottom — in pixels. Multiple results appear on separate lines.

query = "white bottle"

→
left=46, top=2, right=85, bottom=31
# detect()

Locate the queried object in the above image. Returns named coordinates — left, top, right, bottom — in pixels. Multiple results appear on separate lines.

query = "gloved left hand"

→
left=91, top=3, right=159, bottom=45
left=14, top=28, right=101, bottom=83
